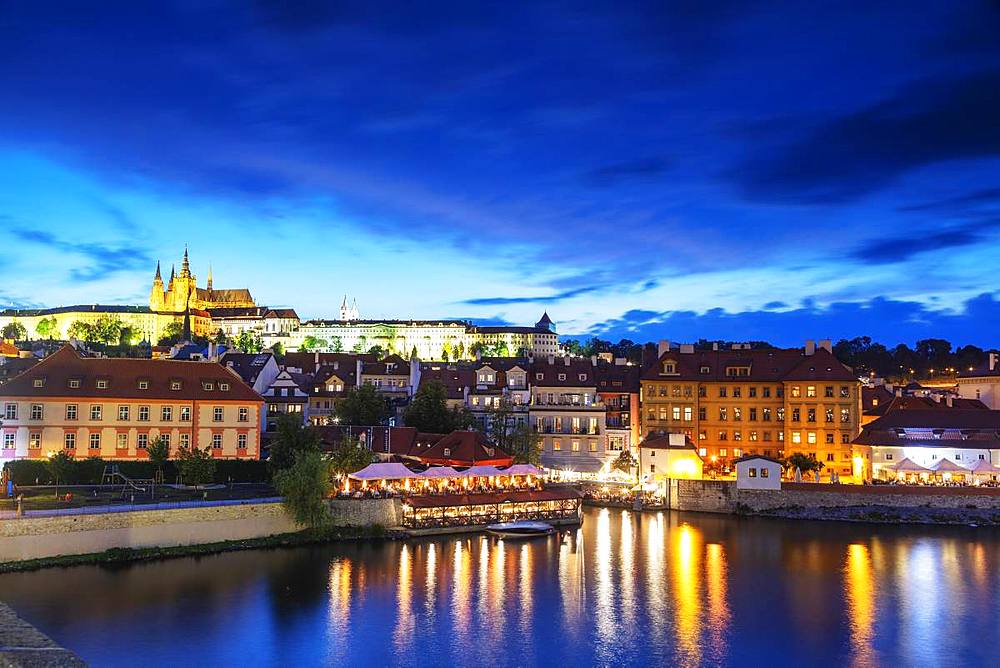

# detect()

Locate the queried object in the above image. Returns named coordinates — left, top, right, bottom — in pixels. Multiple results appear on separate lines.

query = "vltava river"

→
left=1, top=507, right=998, bottom=666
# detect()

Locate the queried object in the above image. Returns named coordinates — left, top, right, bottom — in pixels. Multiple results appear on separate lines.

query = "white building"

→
left=734, top=455, right=782, bottom=489
left=957, top=353, right=1000, bottom=409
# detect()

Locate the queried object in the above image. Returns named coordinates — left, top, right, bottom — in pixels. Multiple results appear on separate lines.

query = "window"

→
left=748, top=467, right=757, bottom=478
left=777, top=407, right=785, bottom=422
left=733, top=407, right=742, bottom=421
left=792, top=408, right=800, bottom=422
left=762, top=387, right=771, bottom=398
left=791, top=386, right=801, bottom=398
left=220, top=383, right=230, bottom=391
left=826, top=452, right=834, bottom=462
left=671, top=385, right=681, bottom=397
left=238, top=407, right=249, bottom=422
left=826, top=433, right=834, bottom=444
left=840, top=386, right=850, bottom=398
left=66, top=404, right=78, bottom=420
left=763, top=407, right=771, bottom=422
left=170, top=381, right=182, bottom=391
left=684, top=407, right=692, bottom=421
left=137, top=434, right=148, bottom=449
left=30, top=404, right=43, bottom=420
left=662, top=362, right=676, bottom=374
left=238, top=434, right=248, bottom=449
left=97, top=379, right=108, bottom=389
left=2, top=433, right=14, bottom=449
left=3, top=403, right=19, bottom=421
left=733, top=430, right=742, bottom=441
left=180, top=406, right=191, bottom=422
left=588, top=441, right=597, bottom=452
left=807, top=432, right=817, bottom=445
left=749, top=408, right=757, bottom=421
left=761, top=468, right=770, bottom=478
left=719, top=387, right=727, bottom=398
left=161, top=434, right=170, bottom=448
left=161, top=406, right=172, bottom=422
left=28, top=432, right=40, bottom=449
left=698, top=447, right=707, bottom=457
left=841, top=434, right=850, bottom=444
left=557, top=373, right=566, bottom=381
left=138, top=380, right=149, bottom=390
left=841, top=408, right=851, bottom=423
left=180, top=433, right=190, bottom=448
left=719, top=448, right=727, bottom=457
left=718, top=431, right=728, bottom=441
left=807, top=408, right=816, bottom=423
left=825, top=408, right=834, bottom=423
left=69, top=379, right=80, bottom=389
left=749, top=387, right=757, bottom=398
left=791, top=431, right=802, bottom=444
left=700, top=366, right=710, bottom=374
left=763, top=431, right=772, bottom=441
left=672, top=406, right=681, bottom=420
left=89, top=433, right=101, bottom=450
left=90, top=405, right=102, bottom=420
left=750, top=431, right=758, bottom=441
left=719, top=407, right=727, bottom=421
left=553, top=439, right=561, bottom=451
left=138, top=406, right=150, bottom=422
left=698, top=386, right=707, bottom=398
left=64, top=433, right=76, bottom=449
left=806, top=386, right=816, bottom=398
left=733, top=387, right=742, bottom=398
left=203, top=382, right=214, bottom=391
left=825, top=386, right=834, bottom=398
left=571, top=440, right=580, bottom=452
left=118, top=405, right=129, bottom=421
left=698, top=407, right=707, bottom=420
left=213, top=407, right=224, bottom=422
left=33, top=378, right=44, bottom=388
left=117, top=433, right=128, bottom=449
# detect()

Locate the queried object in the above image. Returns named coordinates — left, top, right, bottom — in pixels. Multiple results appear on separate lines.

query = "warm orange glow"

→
left=845, top=543, right=875, bottom=667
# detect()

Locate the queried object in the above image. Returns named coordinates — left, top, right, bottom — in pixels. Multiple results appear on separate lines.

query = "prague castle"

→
left=149, top=248, right=255, bottom=313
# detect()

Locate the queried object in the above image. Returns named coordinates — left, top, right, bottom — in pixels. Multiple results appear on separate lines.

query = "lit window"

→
left=117, top=433, right=128, bottom=449
left=2, top=433, right=14, bottom=449
left=748, top=468, right=757, bottom=478
left=138, top=406, right=150, bottom=421
left=220, top=383, right=230, bottom=391
left=213, top=407, right=224, bottom=422
left=33, top=379, right=44, bottom=388
left=170, top=381, right=182, bottom=391
left=698, top=447, right=707, bottom=457
left=138, top=380, right=149, bottom=390
left=69, top=379, right=80, bottom=389
left=30, top=404, right=42, bottom=420
left=28, top=432, right=40, bottom=449
left=66, top=404, right=78, bottom=420
left=64, top=433, right=76, bottom=449
left=89, top=433, right=101, bottom=450
left=791, top=432, right=801, bottom=444
left=118, top=405, right=129, bottom=420
left=96, top=379, right=108, bottom=389
left=806, top=386, right=816, bottom=398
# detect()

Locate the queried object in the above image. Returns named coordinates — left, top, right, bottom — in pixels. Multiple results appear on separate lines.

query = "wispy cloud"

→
left=15, top=228, right=152, bottom=282
left=459, top=286, right=601, bottom=306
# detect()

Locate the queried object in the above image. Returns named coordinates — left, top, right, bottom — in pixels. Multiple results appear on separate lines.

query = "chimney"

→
left=591, top=355, right=597, bottom=367
left=564, top=356, right=571, bottom=366
left=818, top=339, right=832, bottom=353
left=314, top=351, right=320, bottom=373
left=657, top=340, right=670, bottom=357
left=712, top=342, right=718, bottom=351
left=548, top=355, right=555, bottom=365
left=355, top=358, right=363, bottom=387
left=991, top=352, right=998, bottom=372
left=680, top=344, right=694, bottom=354
left=805, top=340, right=816, bottom=356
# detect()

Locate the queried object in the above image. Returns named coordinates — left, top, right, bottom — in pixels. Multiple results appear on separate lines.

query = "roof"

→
left=349, top=462, right=420, bottom=480
left=640, top=346, right=856, bottom=383
left=221, top=352, right=276, bottom=385
left=862, top=385, right=896, bottom=414
left=363, top=355, right=411, bottom=376
left=0, top=341, right=19, bottom=357
left=1, top=304, right=157, bottom=317
left=733, top=454, right=783, bottom=465
left=0, top=344, right=263, bottom=402
left=594, top=361, right=641, bottom=393
left=529, top=358, right=598, bottom=387
left=0, top=357, right=39, bottom=386
left=417, top=430, right=513, bottom=466
left=958, top=357, right=1000, bottom=378
left=867, top=394, right=990, bottom=417
left=282, top=352, right=375, bottom=373
left=854, top=408, right=1000, bottom=449
left=403, top=487, right=581, bottom=509
left=419, top=366, right=474, bottom=400
left=639, top=433, right=697, bottom=450
left=194, top=287, right=254, bottom=304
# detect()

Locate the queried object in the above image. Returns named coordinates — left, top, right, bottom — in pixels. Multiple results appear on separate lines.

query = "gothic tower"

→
left=149, top=261, right=165, bottom=311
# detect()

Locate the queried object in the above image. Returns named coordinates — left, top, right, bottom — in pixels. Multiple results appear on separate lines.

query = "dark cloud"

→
left=582, top=293, right=1000, bottom=348
left=15, top=228, right=151, bottom=282
left=733, top=70, right=1000, bottom=203
left=900, top=187, right=1000, bottom=213
left=763, top=301, right=787, bottom=310
left=460, top=286, right=600, bottom=306
left=583, top=158, right=670, bottom=186
left=850, top=219, right=1000, bottom=264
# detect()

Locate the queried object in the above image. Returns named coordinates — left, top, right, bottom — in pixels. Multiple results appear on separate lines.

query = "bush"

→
left=176, top=446, right=216, bottom=486
left=3, top=460, right=51, bottom=485
left=3, top=457, right=268, bottom=486
left=214, top=460, right=271, bottom=483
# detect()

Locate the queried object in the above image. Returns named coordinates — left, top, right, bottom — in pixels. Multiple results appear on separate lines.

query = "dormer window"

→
left=578, top=373, right=587, bottom=381
left=700, top=366, right=710, bottom=374
left=69, top=379, right=81, bottom=389
left=662, top=361, right=676, bottom=374
left=96, top=380, right=108, bottom=389
left=138, top=380, right=149, bottom=390
left=558, top=373, right=566, bottom=381
left=33, top=378, right=45, bottom=388
left=536, top=373, right=543, bottom=380
left=170, top=381, right=182, bottom=391
left=203, top=382, right=214, bottom=391
left=220, top=383, right=230, bottom=391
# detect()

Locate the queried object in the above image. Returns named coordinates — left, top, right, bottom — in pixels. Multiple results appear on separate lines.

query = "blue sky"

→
left=1, top=1, right=999, bottom=346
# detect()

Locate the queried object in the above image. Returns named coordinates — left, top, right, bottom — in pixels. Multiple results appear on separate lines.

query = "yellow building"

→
left=641, top=340, right=862, bottom=482
left=0, top=305, right=213, bottom=345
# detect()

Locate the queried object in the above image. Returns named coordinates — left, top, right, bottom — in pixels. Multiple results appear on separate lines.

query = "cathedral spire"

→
left=154, top=261, right=162, bottom=283
left=169, top=264, right=175, bottom=283
left=207, top=263, right=213, bottom=291
left=181, top=245, right=190, bottom=277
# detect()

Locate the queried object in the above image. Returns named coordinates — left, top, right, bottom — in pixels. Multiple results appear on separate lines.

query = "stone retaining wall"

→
left=0, top=602, right=86, bottom=667
left=326, top=498, right=400, bottom=527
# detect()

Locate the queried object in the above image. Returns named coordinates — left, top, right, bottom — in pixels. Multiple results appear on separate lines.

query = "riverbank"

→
left=0, top=524, right=393, bottom=574
left=747, top=503, right=1000, bottom=526
left=0, top=601, right=86, bottom=666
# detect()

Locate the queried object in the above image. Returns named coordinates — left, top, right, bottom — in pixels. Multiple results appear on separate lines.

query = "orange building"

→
left=0, top=345, right=263, bottom=461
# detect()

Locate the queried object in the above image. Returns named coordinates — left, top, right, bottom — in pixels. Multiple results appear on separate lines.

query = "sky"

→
left=1, top=1, right=999, bottom=347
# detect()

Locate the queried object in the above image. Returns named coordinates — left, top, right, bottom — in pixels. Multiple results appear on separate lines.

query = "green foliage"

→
left=271, top=341, right=285, bottom=359
left=367, top=344, right=387, bottom=358
left=404, top=379, right=474, bottom=433
left=783, top=452, right=824, bottom=476
left=1, top=321, right=26, bottom=341
left=612, top=449, right=637, bottom=477
left=330, top=337, right=343, bottom=352
left=832, top=336, right=987, bottom=381
left=35, top=316, right=58, bottom=340
left=2, top=458, right=270, bottom=485
left=89, top=315, right=125, bottom=345
left=46, top=451, right=75, bottom=493
left=273, top=450, right=332, bottom=528
left=176, top=446, right=217, bottom=486
left=300, top=335, right=328, bottom=352
left=2, top=460, right=50, bottom=485
left=146, top=436, right=171, bottom=470
left=118, top=325, right=137, bottom=346
left=335, top=384, right=391, bottom=426
left=327, top=435, right=375, bottom=477
left=268, top=413, right=320, bottom=473
left=235, top=330, right=263, bottom=353
left=158, top=322, right=185, bottom=346
left=507, top=422, right=543, bottom=465
left=213, top=329, right=228, bottom=344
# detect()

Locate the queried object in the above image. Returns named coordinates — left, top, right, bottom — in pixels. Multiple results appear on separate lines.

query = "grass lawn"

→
left=0, top=483, right=277, bottom=512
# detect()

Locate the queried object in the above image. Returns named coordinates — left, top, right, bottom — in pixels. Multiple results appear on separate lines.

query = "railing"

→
left=402, top=500, right=581, bottom=529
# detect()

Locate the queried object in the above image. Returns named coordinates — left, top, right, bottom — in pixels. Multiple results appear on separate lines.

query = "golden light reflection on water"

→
left=327, top=558, right=352, bottom=639
left=424, top=543, right=437, bottom=620
left=594, top=508, right=615, bottom=651
left=451, top=540, right=472, bottom=647
left=670, top=522, right=703, bottom=666
left=559, top=529, right=585, bottom=638
left=619, top=510, right=636, bottom=632
left=393, top=543, right=414, bottom=652
left=844, top=543, right=875, bottom=667
left=519, top=543, right=534, bottom=640
left=705, top=542, right=729, bottom=660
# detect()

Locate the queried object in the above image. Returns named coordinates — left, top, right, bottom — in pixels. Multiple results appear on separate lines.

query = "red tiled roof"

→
left=419, top=367, right=474, bottom=400
left=529, top=358, right=598, bottom=387
left=0, top=344, right=263, bottom=402
left=640, top=346, right=856, bottom=382
left=418, top=430, right=513, bottom=466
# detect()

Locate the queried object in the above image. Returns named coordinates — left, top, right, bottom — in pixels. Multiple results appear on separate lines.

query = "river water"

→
left=1, top=507, right=998, bottom=667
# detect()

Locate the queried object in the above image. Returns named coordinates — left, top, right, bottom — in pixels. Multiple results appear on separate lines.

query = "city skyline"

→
left=2, top=2, right=999, bottom=346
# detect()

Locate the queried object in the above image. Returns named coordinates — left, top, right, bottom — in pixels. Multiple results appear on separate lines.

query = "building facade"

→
left=957, top=353, right=1000, bottom=409
left=0, top=345, right=263, bottom=461
left=640, top=340, right=862, bottom=481
left=149, top=248, right=255, bottom=313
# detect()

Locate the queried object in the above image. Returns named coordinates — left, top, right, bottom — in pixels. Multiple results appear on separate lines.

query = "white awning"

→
left=348, top=463, right=420, bottom=480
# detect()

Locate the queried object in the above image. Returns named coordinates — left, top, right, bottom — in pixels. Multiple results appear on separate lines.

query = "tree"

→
left=118, top=325, right=137, bottom=347
left=442, top=340, right=453, bottom=362
left=35, top=317, right=58, bottom=340
left=271, top=341, right=285, bottom=359
left=147, top=436, right=171, bottom=481
left=783, top=452, right=824, bottom=478
left=274, top=450, right=332, bottom=528
left=455, top=341, right=465, bottom=360
left=330, top=336, right=343, bottom=352
left=483, top=396, right=518, bottom=453
left=335, top=384, right=391, bottom=426
left=91, top=315, right=124, bottom=345
left=213, top=329, right=228, bottom=345
left=46, top=451, right=75, bottom=498
left=1, top=322, right=26, bottom=341
left=268, top=413, right=320, bottom=473
left=328, top=435, right=375, bottom=477
left=235, top=330, right=263, bottom=353
left=367, top=344, right=386, bottom=358
left=612, top=449, right=637, bottom=480
left=404, top=380, right=473, bottom=433
left=507, top=422, right=542, bottom=465
left=301, top=335, right=327, bottom=352
left=176, top=445, right=216, bottom=486
left=158, top=322, right=184, bottom=346
left=67, top=320, right=95, bottom=342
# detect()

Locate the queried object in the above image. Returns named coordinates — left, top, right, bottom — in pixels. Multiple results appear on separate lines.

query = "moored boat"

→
left=486, top=521, right=555, bottom=538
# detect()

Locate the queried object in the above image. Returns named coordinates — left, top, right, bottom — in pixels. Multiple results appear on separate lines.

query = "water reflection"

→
left=3, top=510, right=1000, bottom=667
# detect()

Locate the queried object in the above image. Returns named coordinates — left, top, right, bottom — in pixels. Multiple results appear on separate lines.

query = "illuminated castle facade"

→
left=149, top=248, right=256, bottom=313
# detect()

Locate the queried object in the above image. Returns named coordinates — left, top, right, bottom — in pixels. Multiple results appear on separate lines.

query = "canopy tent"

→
left=970, top=459, right=1000, bottom=475
left=929, top=458, right=969, bottom=473
left=889, top=458, right=931, bottom=473
left=420, top=466, right=460, bottom=478
left=502, top=464, right=546, bottom=476
left=462, top=465, right=504, bottom=477
left=349, top=463, right=420, bottom=481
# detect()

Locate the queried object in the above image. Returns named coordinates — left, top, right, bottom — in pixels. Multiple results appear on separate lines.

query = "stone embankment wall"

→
left=0, top=502, right=297, bottom=563
left=668, top=480, right=1000, bottom=514
left=0, top=602, right=86, bottom=667
left=326, top=498, right=400, bottom=527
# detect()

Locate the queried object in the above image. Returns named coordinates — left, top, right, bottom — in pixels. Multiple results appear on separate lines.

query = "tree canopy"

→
left=1, top=322, right=26, bottom=341
left=335, top=384, right=391, bottom=426
left=268, top=412, right=320, bottom=473
left=404, top=380, right=474, bottom=433
left=235, top=330, right=263, bottom=353
left=274, top=449, right=332, bottom=528
left=327, top=435, right=375, bottom=477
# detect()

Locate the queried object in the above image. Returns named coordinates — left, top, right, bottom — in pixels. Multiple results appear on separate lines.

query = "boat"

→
left=485, top=521, right=555, bottom=538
